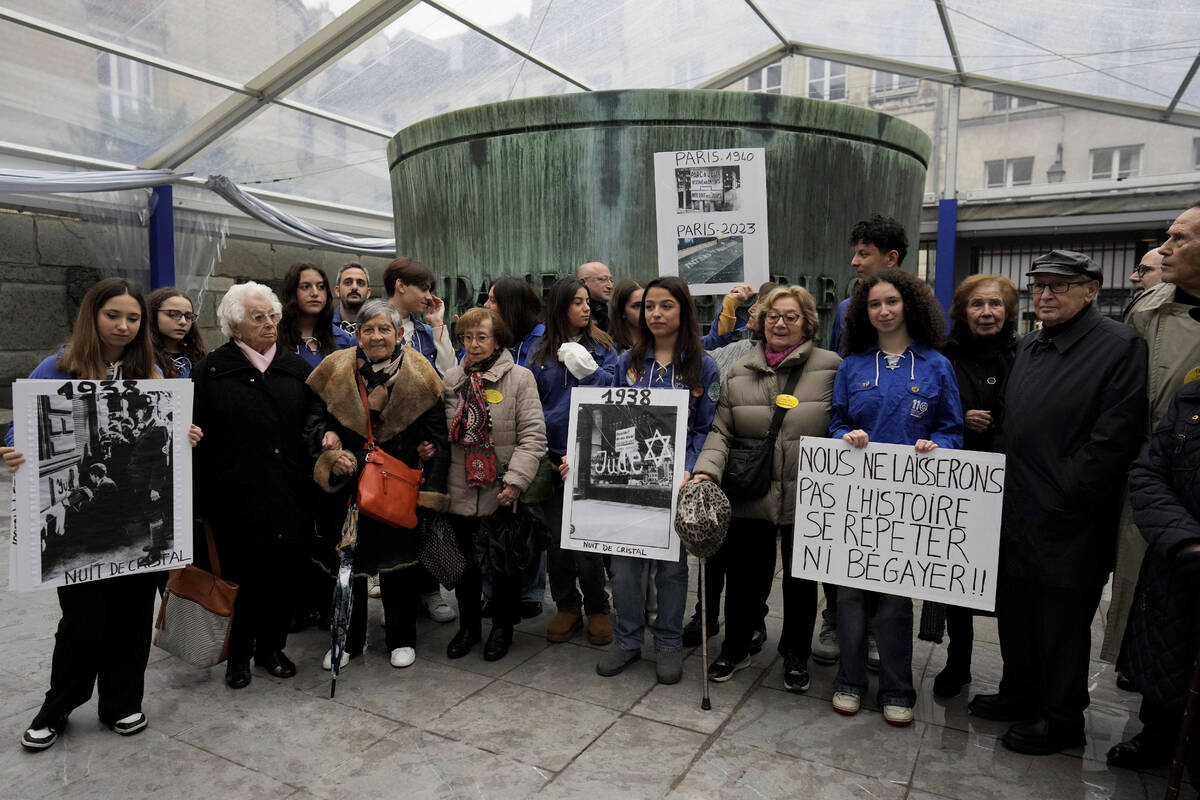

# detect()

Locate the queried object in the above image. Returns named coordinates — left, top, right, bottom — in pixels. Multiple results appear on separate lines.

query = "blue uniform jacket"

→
left=701, top=313, right=746, bottom=351
left=828, top=297, right=851, bottom=355
left=295, top=325, right=356, bottom=368
left=511, top=324, right=545, bottom=368
left=530, top=340, right=619, bottom=454
left=613, top=351, right=721, bottom=473
left=829, top=342, right=963, bottom=449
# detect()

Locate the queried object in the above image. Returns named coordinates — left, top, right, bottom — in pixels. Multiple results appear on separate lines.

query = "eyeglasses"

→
left=584, top=276, right=613, bottom=285
left=1027, top=279, right=1087, bottom=295
left=247, top=312, right=281, bottom=325
left=159, top=309, right=197, bottom=323
left=460, top=333, right=493, bottom=344
left=1133, top=263, right=1155, bottom=277
left=763, top=312, right=803, bottom=326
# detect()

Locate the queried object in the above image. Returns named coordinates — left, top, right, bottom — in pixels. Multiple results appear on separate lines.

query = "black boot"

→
left=225, top=660, right=251, bottom=689
left=484, top=626, right=513, bottom=661
left=446, top=626, right=481, bottom=659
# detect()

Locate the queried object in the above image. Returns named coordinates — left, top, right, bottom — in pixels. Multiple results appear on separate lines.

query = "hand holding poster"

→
left=654, top=149, right=769, bottom=295
left=9, top=379, right=194, bottom=591
left=790, top=437, right=1004, bottom=611
left=561, top=387, right=688, bottom=562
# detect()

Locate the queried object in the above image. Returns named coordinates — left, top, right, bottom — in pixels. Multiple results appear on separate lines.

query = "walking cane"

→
left=1165, top=636, right=1200, bottom=800
left=699, top=559, right=711, bottom=711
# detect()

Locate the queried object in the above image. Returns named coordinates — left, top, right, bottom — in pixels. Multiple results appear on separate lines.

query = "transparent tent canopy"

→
left=0, top=0, right=1196, bottom=216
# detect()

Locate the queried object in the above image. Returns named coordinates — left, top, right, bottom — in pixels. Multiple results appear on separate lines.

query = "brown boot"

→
left=587, top=612, right=614, bottom=645
left=546, top=609, right=583, bottom=642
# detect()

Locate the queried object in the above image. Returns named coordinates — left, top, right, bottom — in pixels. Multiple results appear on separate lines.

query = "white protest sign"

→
left=10, top=379, right=194, bottom=591
left=653, top=148, right=769, bottom=296
left=790, top=437, right=1004, bottom=611
left=562, top=387, right=688, bottom=562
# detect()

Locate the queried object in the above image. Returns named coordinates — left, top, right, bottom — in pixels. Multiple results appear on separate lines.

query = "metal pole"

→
left=700, top=558, right=711, bottom=711
left=148, top=185, right=175, bottom=289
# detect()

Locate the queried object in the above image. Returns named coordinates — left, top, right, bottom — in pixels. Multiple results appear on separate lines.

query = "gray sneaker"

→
left=867, top=632, right=880, bottom=672
left=596, top=647, right=642, bottom=677
left=812, top=609, right=839, bottom=665
left=657, top=650, right=683, bottom=685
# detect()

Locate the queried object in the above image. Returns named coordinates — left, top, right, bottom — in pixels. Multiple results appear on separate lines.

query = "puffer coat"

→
left=442, top=350, right=548, bottom=518
left=1122, top=380, right=1200, bottom=712
left=692, top=340, right=841, bottom=525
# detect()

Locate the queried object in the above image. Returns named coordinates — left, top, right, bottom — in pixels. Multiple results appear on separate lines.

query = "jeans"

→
left=834, top=587, right=915, bottom=707
left=611, top=549, right=688, bottom=652
left=529, top=483, right=609, bottom=614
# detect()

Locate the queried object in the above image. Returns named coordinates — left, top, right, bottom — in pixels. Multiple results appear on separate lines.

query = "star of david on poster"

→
left=643, top=431, right=673, bottom=468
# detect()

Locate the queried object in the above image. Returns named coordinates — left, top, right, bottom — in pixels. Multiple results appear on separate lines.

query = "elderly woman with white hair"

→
left=192, top=281, right=317, bottom=690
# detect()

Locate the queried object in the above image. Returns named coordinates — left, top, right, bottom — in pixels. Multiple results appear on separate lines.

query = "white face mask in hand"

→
left=557, top=341, right=599, bottom=380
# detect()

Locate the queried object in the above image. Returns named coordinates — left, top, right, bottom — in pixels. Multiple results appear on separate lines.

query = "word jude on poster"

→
left=9, top=379, right=194, bottom=591
left=653, top=148, right=769, bottom=296
left=790, top=437, right=1004, bottom=611
left=561, top=387, right=689, bottom=562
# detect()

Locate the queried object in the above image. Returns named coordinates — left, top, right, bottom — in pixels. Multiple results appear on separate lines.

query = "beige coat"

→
left=442, top=350, right=547, bottom=518
left=1103, top=282, right=1200, bottom=661
left=693, top=340, right=841, bottom=525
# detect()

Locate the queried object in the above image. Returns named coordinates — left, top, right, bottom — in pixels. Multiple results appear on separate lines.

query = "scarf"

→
left=764, top=339, right=806, bottom=369
left=235, top=339, right=275, bottom=373
left=356, top=344, right=404, bottom=413
left=448, top=349, right=502, bottom=487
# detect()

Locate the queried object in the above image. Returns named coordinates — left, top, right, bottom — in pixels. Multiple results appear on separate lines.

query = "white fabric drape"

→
left=0, top=168, right=187, bottom=194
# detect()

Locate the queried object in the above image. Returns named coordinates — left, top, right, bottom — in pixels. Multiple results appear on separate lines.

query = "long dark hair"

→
left=532, top=278, right=613, bottom=366
left=279, top=261, right=335, bottom=356
left=629, top=276, right=705, bottom=390
left=59, top=277, right=156, bottom=379
left=489, top=276, right=542, bottom=343
left=609, top=278, right=644, bottom=350
left=843, top=268, right=945, bottom=354
left=148, top=287, right=207, bottom=378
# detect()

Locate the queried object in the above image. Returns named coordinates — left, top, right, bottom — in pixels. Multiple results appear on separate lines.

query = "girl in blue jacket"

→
left=828, top=268, right=963, bottom=727
left=528, top=278, right=619, bottom=645
left=149, top=287, right=207, bottom=379
left=598, top=276, right=720, bottom=686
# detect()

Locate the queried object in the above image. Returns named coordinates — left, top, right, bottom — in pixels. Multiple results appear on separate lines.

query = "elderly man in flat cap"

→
left=968, top=249, right=1148, bottom=755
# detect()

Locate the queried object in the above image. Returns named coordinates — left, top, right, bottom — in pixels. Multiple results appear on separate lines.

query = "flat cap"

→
left=1027, top=249, right=1103, bottom=284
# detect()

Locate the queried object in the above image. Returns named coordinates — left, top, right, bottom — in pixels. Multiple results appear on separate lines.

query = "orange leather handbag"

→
left=355, top=376, right=422, bottom=529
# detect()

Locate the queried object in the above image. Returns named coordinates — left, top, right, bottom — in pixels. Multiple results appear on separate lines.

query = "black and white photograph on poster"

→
left=561, top=387, right=688, bottom=562
left=654, top=148, right=768, bottom=296
left=9, top=379, right=194, bottom=591
left=678, top=235, right=744, bottom=286
left=675, top=166, right=741, bottom=213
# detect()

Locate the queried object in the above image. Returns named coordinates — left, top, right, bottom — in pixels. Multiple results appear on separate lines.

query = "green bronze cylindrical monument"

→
left=388, top=89, right=931, bottom=331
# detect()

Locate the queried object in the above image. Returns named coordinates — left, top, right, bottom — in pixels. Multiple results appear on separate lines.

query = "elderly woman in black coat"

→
left=192, top=281, right=316, bottom=690
left=1111, top=380, right=1200, bottom=779
left=305, top=299, right=451, bottom=670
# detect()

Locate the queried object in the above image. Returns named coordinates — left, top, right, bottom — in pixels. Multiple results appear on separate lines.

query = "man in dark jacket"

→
left=577, top=261, right=613, bottom=331
left=967, top=249, right=1148, bottom=755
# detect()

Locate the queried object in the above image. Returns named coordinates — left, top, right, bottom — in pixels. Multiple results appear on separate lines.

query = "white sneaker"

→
left=421, top=591, right=457, bottom=623
left=390, top=647, right=415, bottom=668
left=832, top=692, right=861, bottom=715
left=322, top=649, right=351, bottom=671
left=883, top=704, right=914, bottom=726
left=866, top=633, right=880, bottom=672
left=367, top=574, right=381, bottom=598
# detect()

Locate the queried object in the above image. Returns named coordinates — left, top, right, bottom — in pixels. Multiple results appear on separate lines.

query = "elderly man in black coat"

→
left=967, top=250, right=1148, bottom=755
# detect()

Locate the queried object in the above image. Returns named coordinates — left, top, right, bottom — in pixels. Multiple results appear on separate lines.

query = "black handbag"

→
left=418, top=512, right=465, bottom=588
left=721, top=367, right=803, bottom=502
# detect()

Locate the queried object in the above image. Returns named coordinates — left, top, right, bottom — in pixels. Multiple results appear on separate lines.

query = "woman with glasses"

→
left=149, top=288, right=207, bottom=378
left=691, top=286, right=841, bottom=692
left=192, top=282, right=317, bottom=689
left=828, top=268, right=962, bottom=727
left=278, top=261, right=355, bottom=368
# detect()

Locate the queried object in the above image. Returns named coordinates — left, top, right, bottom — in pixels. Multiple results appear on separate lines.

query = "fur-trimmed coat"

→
left=304, top=346, right=450, bottom=571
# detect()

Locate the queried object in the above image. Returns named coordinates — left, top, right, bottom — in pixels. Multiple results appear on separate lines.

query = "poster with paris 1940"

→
left=9, top=379, right=193, bottom=591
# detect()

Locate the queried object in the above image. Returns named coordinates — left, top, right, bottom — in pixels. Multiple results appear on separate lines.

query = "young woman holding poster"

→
left=2, top=277, right=201, bottom=751
left=593, top=276, right=720, bottom=685
left=149, top=287, right=207, bottom=379
left=828, top=268, right=963, bottom=726
left=529, top=278, right=619, bottom=645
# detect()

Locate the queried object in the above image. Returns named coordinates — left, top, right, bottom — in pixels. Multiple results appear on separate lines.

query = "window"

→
left=1090, top=145, right=1142, bottom=180
left=991, top=93, right=1035, bottom=112
left=97, top=53, right=153, bottom=120
left=871, top=71, right=918, bottom=96
left=746, top=62, right=782, bottom=94
left=984, top=157, right=1034, bottom=188
left=808, top=59, right=846, bottom=101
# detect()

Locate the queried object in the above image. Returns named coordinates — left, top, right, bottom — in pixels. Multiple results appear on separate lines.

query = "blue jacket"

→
left=530, top=339, right=619, bottom=454
left=828, top=297, right=851, bottom=355
left=614, top=351, right=721, bottom=472
left=829, top=342, right=963, bottom=449
left=332, top=306, right=355, bottom=335
left=701, top=313, right=746, bottom=351
left=294, top=325, right=357, bottom=368
left=511, top=324, right=545, bottom=368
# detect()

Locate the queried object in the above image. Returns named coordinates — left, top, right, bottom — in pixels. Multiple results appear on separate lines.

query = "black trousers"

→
left=945, top=605, right=975, bottom=669
left=448, top=514, right=521, bottom=630
left=996, top=574, right=1104, bottom=730
left=691, top=540, right=727, bottom=625
left=32, top=572, right=159, bottom=728
left=346, top=567, right=419, bottom=652
left=778, top=522, right=819, bottom=660
left=214, top=529, right=300, bottom=663
left=531, top=483, right=609, bottom=615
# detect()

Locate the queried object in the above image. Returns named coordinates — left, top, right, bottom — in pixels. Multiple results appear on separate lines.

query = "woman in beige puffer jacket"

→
left=692, top=286, right=841, bottom=691
left=442, top=308, right=547, bottom=663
